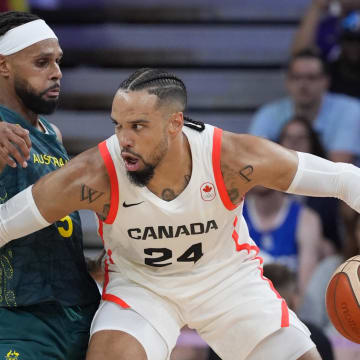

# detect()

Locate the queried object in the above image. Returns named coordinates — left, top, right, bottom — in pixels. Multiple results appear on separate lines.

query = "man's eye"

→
left=36, top=60, right=48, bottom=67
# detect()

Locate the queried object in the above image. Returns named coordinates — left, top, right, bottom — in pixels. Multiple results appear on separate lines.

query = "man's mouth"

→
left=122, top=152, right=140, bottom=171
left=44, top=85, right=60, bottom=98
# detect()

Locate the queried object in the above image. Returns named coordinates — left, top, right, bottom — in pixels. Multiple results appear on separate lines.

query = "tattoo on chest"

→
left=81, top=184, right=104, bottom=203
left=162, top=188, right=176, bottom=201
left=239, top=165, right=254, bottom=183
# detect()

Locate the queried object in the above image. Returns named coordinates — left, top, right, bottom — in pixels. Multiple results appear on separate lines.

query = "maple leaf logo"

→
left=200, top=182, right=216, bottom=201
left=203, top=185, right=212, bottom=193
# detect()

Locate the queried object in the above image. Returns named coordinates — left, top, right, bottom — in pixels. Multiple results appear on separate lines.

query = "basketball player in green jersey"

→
left=0, top=11, right=100, bottom=360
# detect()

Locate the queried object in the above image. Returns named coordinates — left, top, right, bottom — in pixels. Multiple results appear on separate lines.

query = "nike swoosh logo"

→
left=123, top=201, right=144, bottom=208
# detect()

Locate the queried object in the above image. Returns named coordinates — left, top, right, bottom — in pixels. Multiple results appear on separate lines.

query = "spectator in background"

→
left=243, top=185, right=323, bottom=297
left=263, top=263, right=335, bottom=360
left=291, top=0, right=360, bottom=99
left=249, top=49, right=360, bottom=164
left=278, top=116, right=342, bottom=252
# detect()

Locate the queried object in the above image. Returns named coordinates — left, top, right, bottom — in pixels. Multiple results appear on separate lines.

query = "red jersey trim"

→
left=98, top=140, right=119, bottom=224
left=212, top=127, right=237, bottom=211
left=102, top=258, right=130, bottom=309
left=256, top=257, right=290, bottom=328
left=97, top=216, right=130, bottom=309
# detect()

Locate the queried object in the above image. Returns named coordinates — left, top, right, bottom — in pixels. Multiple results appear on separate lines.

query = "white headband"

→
left=0, top=19, right=58, bottom=56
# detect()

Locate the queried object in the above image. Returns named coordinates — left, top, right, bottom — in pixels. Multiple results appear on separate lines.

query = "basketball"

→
left=326, top=255, right=360, bottom=343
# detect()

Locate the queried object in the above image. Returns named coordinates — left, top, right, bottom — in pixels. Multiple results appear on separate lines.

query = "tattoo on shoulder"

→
left=98, top=203, right=110, bottom=221
left=81, top=184, right=104, bottom=203
left=162, top=188, right=176, bottom=201
left=239, top=165, right=254, bottom=183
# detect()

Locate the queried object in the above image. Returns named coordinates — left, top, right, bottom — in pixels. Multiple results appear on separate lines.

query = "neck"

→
left=148, top=132, right=192, bottom=199
left=0, top=86, right=39, bottom=126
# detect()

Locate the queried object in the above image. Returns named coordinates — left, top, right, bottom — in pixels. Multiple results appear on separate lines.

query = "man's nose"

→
left=51, top=62, right=62, bottom=81
left=119, top=130, right=134, bottom=148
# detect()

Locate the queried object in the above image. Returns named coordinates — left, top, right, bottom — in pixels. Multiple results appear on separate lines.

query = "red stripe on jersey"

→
left=98, top=141, right=119, bottom=224
left=232, top=216, right=260, bottom=254
left=256, top=257, right=289, bottom=328
left=212, top=127, right=236, bottom=210
left=102, top=258, right=130, bottom=309
left=96, top=216, right=130, bottom=309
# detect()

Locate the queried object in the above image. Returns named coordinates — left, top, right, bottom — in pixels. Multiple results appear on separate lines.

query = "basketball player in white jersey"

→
left=2, top=68, right=360, bottom=360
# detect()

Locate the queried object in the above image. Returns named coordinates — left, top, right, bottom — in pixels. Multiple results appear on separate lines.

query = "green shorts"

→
left=0, top=301, right=98, bottom=360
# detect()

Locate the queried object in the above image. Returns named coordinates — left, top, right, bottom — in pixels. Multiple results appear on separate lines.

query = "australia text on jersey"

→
left=32, top=153, right=68, bottom=167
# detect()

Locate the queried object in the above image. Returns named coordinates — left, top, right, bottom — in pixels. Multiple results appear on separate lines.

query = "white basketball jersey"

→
left=97, top=124, right=261, bottom=299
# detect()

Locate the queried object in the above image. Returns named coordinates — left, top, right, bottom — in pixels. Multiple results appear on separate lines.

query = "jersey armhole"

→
left=212, top=127, right=237, bottom=211
left=98, top=140, right=119, bottom=224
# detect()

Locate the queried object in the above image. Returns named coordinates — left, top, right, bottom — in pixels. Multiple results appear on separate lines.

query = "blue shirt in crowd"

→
left=249, top=92, right=360, bottom=156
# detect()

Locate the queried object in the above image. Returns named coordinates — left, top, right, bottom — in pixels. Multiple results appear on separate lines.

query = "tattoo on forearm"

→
left=81, top=184, right=104, bottom=203
left=227, top=188, right=240, bottom=203
left=162, top=188, right=176, bottom=201
left=98, top=203, right=110, bottom=221
left=239, top=165, right=253, bottom=183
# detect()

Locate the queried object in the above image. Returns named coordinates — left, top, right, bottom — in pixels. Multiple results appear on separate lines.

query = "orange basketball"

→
left=326, top=255, right=360, bottom=343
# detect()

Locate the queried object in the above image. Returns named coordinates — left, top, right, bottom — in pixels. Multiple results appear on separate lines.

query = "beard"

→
left=125, top=135, right=168, bottom=187
left=127, top=162, right=156, bottom=187
left=14, top=77, right=59, bottom=115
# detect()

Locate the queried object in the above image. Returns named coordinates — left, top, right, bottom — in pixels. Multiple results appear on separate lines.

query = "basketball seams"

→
left=342, top=261, right=360, bottom=306
left=327, top=257, right=360, bottom=343
left=332, top=273, right=355, bottom=340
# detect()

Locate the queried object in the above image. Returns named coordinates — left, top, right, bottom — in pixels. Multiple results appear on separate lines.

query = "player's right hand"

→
left=0, top=122, right=31, bottom=168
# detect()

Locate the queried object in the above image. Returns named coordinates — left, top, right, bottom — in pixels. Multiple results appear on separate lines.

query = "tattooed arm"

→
left=32, top=146, right=111, bottom=223
left=220, top=132, right=298, bottom=201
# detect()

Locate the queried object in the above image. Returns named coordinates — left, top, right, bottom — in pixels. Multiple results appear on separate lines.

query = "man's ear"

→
left=168, top=112, right=184, bottom=135
left=0, top=55, right=11, bottom=78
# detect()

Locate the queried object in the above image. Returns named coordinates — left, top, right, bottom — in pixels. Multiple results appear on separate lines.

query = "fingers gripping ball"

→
left=326, top=255, right=360, bottom=343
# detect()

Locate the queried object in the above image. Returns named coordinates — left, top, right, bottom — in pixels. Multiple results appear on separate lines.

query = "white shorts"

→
left=91, top=258, right=314, bottom=360
left=91, top=300, right=315, bottom=360
left=90, top=301, right=168, bottom=360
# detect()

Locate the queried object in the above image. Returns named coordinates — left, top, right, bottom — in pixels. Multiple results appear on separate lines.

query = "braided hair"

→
left=0, top=11, right=40, bottom=37
left=119, top=68, right=205, bottom=132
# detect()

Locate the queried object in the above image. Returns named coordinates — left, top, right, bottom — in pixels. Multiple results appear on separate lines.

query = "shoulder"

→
left=249, top=98, right=291, bottom=137
left=221, top=132, right=278, bottom=164
left=254, top=97, right=290, bottom=116
left=325, top=93, right=360, bottom=111
left=62, top=146, right=110, bottom=193
left=219, top=131, right=298, bottom=193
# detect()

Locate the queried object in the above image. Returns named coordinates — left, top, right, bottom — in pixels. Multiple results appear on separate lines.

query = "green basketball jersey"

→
left=0, top=105, right=100, bottom=307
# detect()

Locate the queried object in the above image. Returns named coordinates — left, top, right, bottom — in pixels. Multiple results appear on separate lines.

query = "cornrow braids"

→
left=119, top=68, right=205, bottom=132
left=0, top=11, right=40, bottom=37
